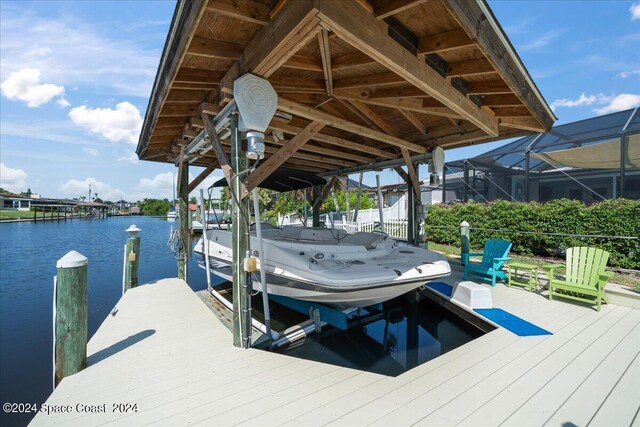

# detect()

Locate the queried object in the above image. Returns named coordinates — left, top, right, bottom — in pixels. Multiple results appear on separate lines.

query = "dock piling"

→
left=460, top=220, right=470, bottom=255
left=54, top=251, right=88, bottom=387
left=124, top=225, right=141, bottom=291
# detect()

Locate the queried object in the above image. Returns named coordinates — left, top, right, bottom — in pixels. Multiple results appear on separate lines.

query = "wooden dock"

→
left=31, top=273, right=640, bottom=426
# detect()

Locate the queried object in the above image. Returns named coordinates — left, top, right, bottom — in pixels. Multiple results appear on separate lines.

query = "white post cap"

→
left=57, top=250, right=88, bottom=268
left=126, top=224, right=141, bottom=236
left=460, top=220, right=469, bottom=227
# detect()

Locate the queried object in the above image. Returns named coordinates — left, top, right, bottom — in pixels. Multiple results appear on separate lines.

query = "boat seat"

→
left=340, top=232, right=383, bottom=250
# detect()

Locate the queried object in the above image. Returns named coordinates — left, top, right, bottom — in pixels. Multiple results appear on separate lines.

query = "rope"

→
left=424, top=224, right=638, bottom=240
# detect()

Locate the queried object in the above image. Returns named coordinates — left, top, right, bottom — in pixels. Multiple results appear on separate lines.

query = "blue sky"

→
left=1, top=1, right=639, bottom=200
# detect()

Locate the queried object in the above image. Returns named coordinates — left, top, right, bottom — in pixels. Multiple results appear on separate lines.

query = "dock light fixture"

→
left=428, top=147, right=445, bottom=187
left=233, top=73, right=278, bottom=160
left=125, top=224, right=141, bottom=237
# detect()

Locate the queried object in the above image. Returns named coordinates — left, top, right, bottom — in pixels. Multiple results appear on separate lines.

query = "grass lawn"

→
left=428, top=241, right=640, bottom=291
left=0, top=210, right=33, bottom=220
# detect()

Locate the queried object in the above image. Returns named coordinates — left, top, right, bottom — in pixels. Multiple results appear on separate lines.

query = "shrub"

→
left=425, top=199, right=640, bottom=269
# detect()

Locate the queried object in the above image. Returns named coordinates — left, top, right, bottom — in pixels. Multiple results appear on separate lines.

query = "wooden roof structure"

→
left=136, top=0, right=556, bottom=188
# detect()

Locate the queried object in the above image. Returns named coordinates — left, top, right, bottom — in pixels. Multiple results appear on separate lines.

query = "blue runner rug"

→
left=474, top=308, right=552, bottom=336
left=426, top=282, right=453, bottom=297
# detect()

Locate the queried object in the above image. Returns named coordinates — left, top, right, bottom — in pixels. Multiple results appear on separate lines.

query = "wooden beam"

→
left=155, top=117, right=189, bottom=128
left=393, top=166, right=411, bottom=185
left=347, top=100, right=396, bottom=135
left=399, top=109, right=426, bottom=134
left=174, top=68, right=225, bottom=84
left=444, top=0, right=554, bottom=130
left=371, top=0, right=428, bottom=19
left=205, top=0, right=270, bottom=25
left=159, top=104, right=199, bottom=117
left=418, top=29, right=475, bottom=55
left=270, top=76, right=325, bottom=93
left=278, top=97, right=427, bottom=153
left=188, top=162, right=218, bottom=193
left=189, top=117, right=205, bottom=128
left=269, top=120, right=395, bottom=159
left=491, top=107, right=532, bottom=117
left=244, top=121, right=325, bottom=195
left=199, top=103, right=232, bottom=185
left=318, top=29, right=333, bottom=96
left=401, top=148, right=421, bottom=199
left=281, top=55, right=323, bottom=72
left=336, top=98, right=375, bottom=127
left=481, top=94, right=523, bottom=107
left=332, top=51, right=375, bottom=71
left=499, top=117, right=546, bottom=132
left=165, top=89, right=210, bottom=104
left=334, top=88, right=463, bottom=119
left=334, top=72, right=404, bottom=89
left=466, top=80, right=511, bottom=95
left=187, top=37, right=243, bottom=60
left=446, top=59, right=495, bottom=77
left=220, top=0, right=320, bottom=93
left=368, top=85, right=429, bottom=99
left=316, top=1, right=499, bottom=136
left=265, top=139, right=355, bottom=167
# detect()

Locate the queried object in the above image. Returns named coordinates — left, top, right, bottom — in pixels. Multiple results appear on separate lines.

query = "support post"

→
left=524, top=150, right=530, bottom=202
left=463, top=162, right=469, bottom=203
left=312, top=186, right=321, bottom=227
left=460, top=221, right=470, bottom=255
left=353, top=172, right=363, bottom=222
left=441, top=166, right=447, bottom=203
left=620, top=134, right=626, bottom=199
left=230, top=113, right=250, bottom=348
left=177, top=148, right=189, bottom=281
left=407, top=177, right=415, bottom=245
left=376, top=174, right=385, bottom=233
left=124, top=225, right=141, bottom=291
left=54, top=251, right=88, bottom=387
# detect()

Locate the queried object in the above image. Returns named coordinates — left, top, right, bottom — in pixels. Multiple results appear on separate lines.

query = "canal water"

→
left=0, top=216, right=206, bottom=427
left=1, top=216, right=486, bottom=426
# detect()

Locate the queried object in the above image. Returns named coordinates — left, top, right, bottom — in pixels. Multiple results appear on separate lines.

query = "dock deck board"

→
left=31, top=273, right=640, bottom=426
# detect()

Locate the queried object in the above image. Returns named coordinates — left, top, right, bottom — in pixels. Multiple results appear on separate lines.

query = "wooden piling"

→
left=54, top=251, right=88, bottom=386
left=124, top=225, right=141, bottom=291
left=177, top=147, right=190, bottom=281
left=460, top=220, right=470, bottom=255
left=230, top=113, right=250, bottom=348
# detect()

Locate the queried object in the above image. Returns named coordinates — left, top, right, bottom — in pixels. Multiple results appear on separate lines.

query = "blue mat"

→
left=426, top=282, right=453, bottom=297
left=474, top=308, right=552, bottom=336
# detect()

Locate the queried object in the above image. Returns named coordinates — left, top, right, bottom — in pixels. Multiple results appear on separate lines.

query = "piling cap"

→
left=57, top=250, right=88, bottom=268
left=460, top=221, right=470, bottom=227
left=126, top=224, right=141, bottom=236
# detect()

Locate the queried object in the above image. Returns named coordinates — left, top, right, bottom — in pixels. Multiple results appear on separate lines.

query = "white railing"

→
left=278, top=215, right=408, bottom=240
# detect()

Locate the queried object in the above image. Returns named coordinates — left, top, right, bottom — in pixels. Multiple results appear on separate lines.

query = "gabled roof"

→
left=137, top=0, right=555, bottom=177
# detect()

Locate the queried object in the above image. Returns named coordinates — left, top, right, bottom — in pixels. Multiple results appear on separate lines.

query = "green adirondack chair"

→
left=462, top=239, right=512, bottom=287
left=544, top=247, right=612, bottom=312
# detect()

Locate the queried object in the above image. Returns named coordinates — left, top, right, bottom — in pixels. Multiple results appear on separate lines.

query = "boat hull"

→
left=194, top=227, right=451, bottom=308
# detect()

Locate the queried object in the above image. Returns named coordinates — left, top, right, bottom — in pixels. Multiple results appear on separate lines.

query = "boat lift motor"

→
left=233, top=73, right=278, bottom=160
left=428, top=147, right=445, bottom=187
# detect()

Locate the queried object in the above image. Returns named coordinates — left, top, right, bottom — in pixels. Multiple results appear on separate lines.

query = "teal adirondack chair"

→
left=462, top=239, right=512, bottom=287
left=544, top=247, right=612, bottom=312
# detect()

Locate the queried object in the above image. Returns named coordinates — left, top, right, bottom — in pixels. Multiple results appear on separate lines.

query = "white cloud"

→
left=0, top=68, right=64, bottom=107
left=0, top=163, right=28, bottom=192
left=118, top=152, right=139, bottom=164
left=56, top=97, right=70, bottom=108
left=551, top=92, right=640, bottom=115
left=618, top=69, right=640, bottom=78
left=594, top=94, right=640, bottom=114
left=83, top=147, right=99, bottom=157
left=138, top=172, right=174, bottom=191
left=631, top=3, right=640, bottom=20
left=550, top=93, right=598, bottom=111
left=519, top=29, right=564, bottom=51
left=0, top=8, right=159, bottom=97
left=59, top=177, right=126, bottom=201
left=68, top=102, right=142, bottom=145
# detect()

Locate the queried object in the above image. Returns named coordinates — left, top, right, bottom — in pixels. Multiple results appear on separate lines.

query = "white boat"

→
left=194, top=225, right=451, bottom=308
left=192, top=210, right=231, bottom=232
left=166, top=210, right=178, bottom=221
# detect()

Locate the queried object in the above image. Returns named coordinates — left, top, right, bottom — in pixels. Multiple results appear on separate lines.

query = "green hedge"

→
left=425, top=199, right=640, bottom=270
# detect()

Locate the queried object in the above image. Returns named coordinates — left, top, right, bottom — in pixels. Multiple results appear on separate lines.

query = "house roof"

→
left=136, top=0, right=555, bottom=177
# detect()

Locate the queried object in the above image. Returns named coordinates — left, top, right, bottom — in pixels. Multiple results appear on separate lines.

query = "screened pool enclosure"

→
left=443, top=108, right=640, bottom=203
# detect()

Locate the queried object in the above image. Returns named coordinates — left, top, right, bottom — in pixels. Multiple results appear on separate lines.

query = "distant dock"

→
left=31, top=271, right=640, bottom=426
